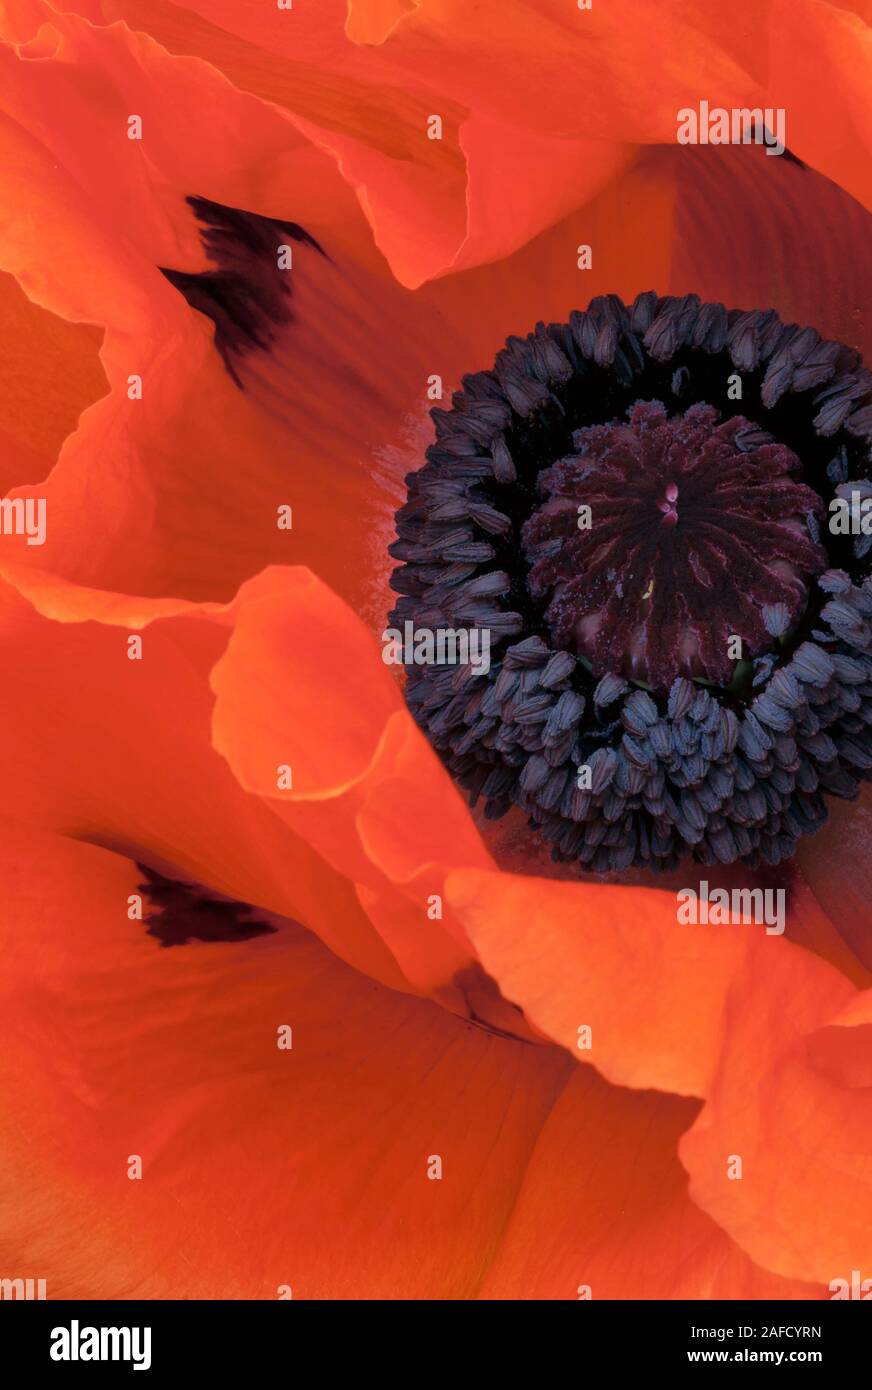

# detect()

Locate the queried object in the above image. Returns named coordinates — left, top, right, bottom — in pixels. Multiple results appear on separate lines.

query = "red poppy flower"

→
left=1, top=0, right=871, bottom=1299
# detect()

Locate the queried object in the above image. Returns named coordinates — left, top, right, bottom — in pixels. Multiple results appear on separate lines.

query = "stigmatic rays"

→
left=521, top=399, right=826, bottom=691
left=389, top=292, right=872, bottom=871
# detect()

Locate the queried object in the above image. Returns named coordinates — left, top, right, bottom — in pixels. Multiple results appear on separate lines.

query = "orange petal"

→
left=680, top=963, right=872, bottom=1285
left=795, top=785, right=872, bottom=977
left=0, top=6, right=458, bottom=611
left=446, top=863, right=851, bottom=1099
left=0, top=270, right=105, bottom=493
left=346, top=0, right=418, bottom=46
left=63, top=0, right=475, bottom=289
left=209, top=567, right=499, bottom=1000
left=806, top=991, right=872, bottom=1089
left=655, top=141, right=872, bottom=360
left=767, top=0, right=872, bottom=223
left=0, top=818, right=569, bottom=1297
left=479, top=1065, right=820, bottom=1300
left=57, top=0, right=762, bottom=285
left=0, top=564, right=409, bottom=992
left=346, top=0, right=768, bottom=143
left=0, top=561, right=512, bottom=1010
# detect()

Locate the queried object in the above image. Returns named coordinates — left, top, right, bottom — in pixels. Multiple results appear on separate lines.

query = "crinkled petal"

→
left=44, top=0, right=797, bottom=289
left=0, top=564, right=410, bottom=992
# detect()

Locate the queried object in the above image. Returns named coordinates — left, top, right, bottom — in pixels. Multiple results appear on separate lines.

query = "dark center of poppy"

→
left=521, top=399, right=827, bottom=691
left=388, top=292, right=872, bottom=871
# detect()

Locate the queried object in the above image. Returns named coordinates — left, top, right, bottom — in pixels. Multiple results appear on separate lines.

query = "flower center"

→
left=388, top=292, right=872, bottom=870
left=522, top=399, right=827, bottom=691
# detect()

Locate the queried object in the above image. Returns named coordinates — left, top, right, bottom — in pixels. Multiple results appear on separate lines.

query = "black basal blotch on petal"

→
left=137, top=865, right=277, bottom=947
left=159, top=195, right=326, bottom=386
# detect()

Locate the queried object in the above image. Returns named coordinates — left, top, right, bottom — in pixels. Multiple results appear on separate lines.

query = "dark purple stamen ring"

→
left=389, top=292, right=872, bottom=871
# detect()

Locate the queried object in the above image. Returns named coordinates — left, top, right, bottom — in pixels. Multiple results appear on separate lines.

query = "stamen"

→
left=389, top=293, right=872, bottom=870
